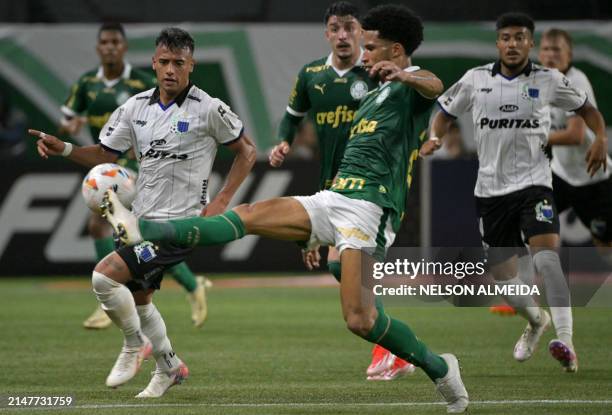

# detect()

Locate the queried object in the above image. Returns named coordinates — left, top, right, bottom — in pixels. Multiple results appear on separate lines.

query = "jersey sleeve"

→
left=565, top=70, right=596, bottom=117
left=61, top=77, right=87, bottom=117
left=550, top=70, right=587, bottom=112
left=207, top=98, right=244, bottom=145
left=407, top=88, right=435, bottom=146
left=436, top=70, right=474, bottom=118
left=286, top=65, right=310, bottom=116
left=99, top=102, right=134, bottom=153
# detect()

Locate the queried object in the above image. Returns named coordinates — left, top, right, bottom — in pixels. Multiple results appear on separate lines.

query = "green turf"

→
left=0, top=277, right=611, bottom=415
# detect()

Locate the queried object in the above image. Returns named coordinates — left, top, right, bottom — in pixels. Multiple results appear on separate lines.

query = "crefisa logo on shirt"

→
left=170, top=113, right=190, bottom=136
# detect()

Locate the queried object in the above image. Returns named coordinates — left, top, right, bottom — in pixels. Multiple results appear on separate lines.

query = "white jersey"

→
left=550, top=66, right=611, bottom=186
left=100, top=83, right=243, bottom=221
left=438, top=61, right=587, bottom=198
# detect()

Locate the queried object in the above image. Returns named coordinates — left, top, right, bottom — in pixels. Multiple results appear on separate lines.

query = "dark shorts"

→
left=553, top=173, right=612, bottom=242
left=116, top=240, right=193, bottom=292
left=476, top=186, right=560, bottom=264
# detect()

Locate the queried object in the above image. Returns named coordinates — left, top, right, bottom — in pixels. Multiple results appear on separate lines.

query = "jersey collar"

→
left=148, top=82, right=194, bottom=108
left=491, top=59, right=533, bottom=80
left=96, top=62, right=132, bottom=88
left=325, top=49, right=364, bottom=77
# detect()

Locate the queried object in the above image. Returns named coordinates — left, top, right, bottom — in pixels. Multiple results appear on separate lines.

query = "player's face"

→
left=152, top=45, right=194, bottom=97
left=325, top=15, right=361, bottom=61
left=496, top=27, right=534, bottom=70
left=361, top=30, right=393, bottom=71
left=96, top=30, right=127, bottom=66
left=538, top=36, right=572, bottom=73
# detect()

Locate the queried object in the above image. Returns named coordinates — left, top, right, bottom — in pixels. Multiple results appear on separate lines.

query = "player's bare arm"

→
left=202, top=134, right=257, bottom=216
left=28, top=129, right=118, bottom=167
left=548, top=116, right=586, bottom=146
left=575, top=102, right=608, bottom=175
left=419, top=110, right=453, bottom=156
left=369, top=62, right=443, bottom=99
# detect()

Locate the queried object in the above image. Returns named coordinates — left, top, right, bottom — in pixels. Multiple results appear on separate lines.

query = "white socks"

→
left=495, top=275, right=542, bottom=326
left=91, top=271, right=143, bottom=347
left=136, top=303, right=180, bottom=372
left=532, top=250, right=573, bottom=346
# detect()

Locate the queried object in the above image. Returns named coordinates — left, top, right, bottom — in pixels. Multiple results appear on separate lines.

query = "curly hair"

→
left=496, top=12, right=535, bottom=35
left=361, top=4, right=423, bottom=56
left=155, top=27, right=194, bottom=54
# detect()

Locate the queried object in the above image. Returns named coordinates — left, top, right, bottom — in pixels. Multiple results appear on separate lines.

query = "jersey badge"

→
left=133, top=241, right=158, bottom=264
left=375, top=87, right=390, bottom=104
left=170, top=113, right=191, bottom=135
left=521, top=85, right=540, bottom=101
left=350, top=80, right=369, bottom=100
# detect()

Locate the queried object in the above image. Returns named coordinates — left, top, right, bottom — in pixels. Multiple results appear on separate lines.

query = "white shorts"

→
left=293, top=190, right=396, bottom=259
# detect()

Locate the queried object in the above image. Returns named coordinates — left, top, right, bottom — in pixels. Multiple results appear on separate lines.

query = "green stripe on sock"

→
left=328, top=261, right=341, bottom=283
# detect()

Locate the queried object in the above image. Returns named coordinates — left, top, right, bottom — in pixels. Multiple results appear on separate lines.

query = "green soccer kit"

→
left=331, top=75, right=434, bottom=232
left=280, top=55, right=377, bottom=190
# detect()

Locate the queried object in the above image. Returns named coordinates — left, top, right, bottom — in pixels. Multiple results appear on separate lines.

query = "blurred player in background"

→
left=268, top=1, right=413, bottom=381
left=422, top=13, right=609, bottom=373
left=103, top=6, right=470, bottom=412
left=31, top=27, right=257, bottom=397
left=60, top=22, right=209, bottom=329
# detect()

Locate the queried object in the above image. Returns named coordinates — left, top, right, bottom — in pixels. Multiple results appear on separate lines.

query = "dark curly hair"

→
left=98, top=22, right=125, bottom=40
left=155, top=27, right=194, bottom=54
left=361, top=4, right=423, bottom=56
left=496, top=12, right=535, bottom=35
left=324, top=1, right=360, bottom=24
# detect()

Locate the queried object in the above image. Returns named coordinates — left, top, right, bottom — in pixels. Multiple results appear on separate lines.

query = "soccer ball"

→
left=81, top=163, right=137, bottom=213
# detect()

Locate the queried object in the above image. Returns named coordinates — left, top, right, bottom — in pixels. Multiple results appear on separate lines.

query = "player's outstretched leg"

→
left=136, top=301, right=189, bottom=397
left=340, top=249, right=468, bottom=413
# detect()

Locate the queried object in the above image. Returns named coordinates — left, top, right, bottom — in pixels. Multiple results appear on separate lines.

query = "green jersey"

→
left=62, top=63, right=156, bottom=140
left=286, top=55, right=376, bottom=189
left=331, top=77, right=434, bottom=231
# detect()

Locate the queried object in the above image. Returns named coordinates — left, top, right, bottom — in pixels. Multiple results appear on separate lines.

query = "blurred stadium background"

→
left=1, top=1, right=611, bottom=414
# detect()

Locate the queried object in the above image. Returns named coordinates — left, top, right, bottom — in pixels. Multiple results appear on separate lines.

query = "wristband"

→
left=61, top=142, right=73, bottom=157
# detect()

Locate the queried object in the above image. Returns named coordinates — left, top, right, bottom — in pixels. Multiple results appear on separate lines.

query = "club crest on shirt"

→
left=350, top=80, right=369, bottom=100
left=375, top=87, right=391, bottom=104
left=116, top=91, right=131, bottom=106
left=521, top=84, right=540, bottom=101
left=133, top=241, right=158, bottom=264
left=170, top=113, right=190, bottom=135
left=535, top=199, right=554, bottom=223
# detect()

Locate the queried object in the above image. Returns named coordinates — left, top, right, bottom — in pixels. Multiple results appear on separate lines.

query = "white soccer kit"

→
left=100, top=83, right=243, bottom=221
left=438, top=61, right=587, bottom=198
left=550, top=66, right=611, bottom=186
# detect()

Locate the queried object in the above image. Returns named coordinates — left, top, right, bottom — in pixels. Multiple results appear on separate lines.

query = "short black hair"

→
left=155, top=27, right=194, bottom=54
left=98, top=22, right=125, bottom=39
left=361, top=4, right=423, bottom=56
left=324, top=1, right=360, bottom=24
left=496, top=12, right=535, bottom=35
left=542, top=28, right=573, bottom=50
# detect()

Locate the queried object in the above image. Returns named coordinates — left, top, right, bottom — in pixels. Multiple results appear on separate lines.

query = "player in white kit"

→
left=29, top=28, right=256, bottom=397
left=421, top=13, right=608, bottom=373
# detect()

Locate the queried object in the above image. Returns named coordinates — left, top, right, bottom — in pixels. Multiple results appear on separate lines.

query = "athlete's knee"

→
left=345, top=310, right=376, bottom=338
left=91, top=270, right=121, bottom=296
left=94, top=252, right=131, bottom=284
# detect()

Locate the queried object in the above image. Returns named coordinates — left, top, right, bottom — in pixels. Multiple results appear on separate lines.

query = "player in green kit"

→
left=60, top=23, right=209, bottom=329
left=100, top=5, right=469, bottom=412
left=269, top=1, right=413, bottom=380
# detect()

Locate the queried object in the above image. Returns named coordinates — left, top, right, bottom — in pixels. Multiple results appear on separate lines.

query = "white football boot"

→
left=435, top=354, right=469, bottom=414
left=101, top=189, right=143, bottom=245
left=513, top=309, right=551, bottom=362
left=106, top=337, right=153, bottom=388
left=136, top=361, right=189, bottom=398
left=188, top=276, right=209, bottom=328
left=83, top=305, right=112, bottom=329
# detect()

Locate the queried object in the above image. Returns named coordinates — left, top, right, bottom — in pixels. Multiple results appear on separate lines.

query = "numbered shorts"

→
left=293, top=190, right=396, bottom=260
left=116, top=241, right=193, bottom=292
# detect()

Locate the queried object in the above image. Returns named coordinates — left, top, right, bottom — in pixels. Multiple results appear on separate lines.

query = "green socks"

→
left=328, top=261, right=341, bottom=282
left=167, top=262, right=197, bottom=292
left=139, top=210, right=246, bottom=247
left=364, top=308, right=448, bottom=381
left=94, top=237, right=115, bottom=261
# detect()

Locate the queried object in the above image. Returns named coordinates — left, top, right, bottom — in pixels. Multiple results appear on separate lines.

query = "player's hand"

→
left=269, top=141, right=290, bottom=167
left=302, top=246, right=321, bottom=271
left=28, top=129, right=65, bottom=159
left=585, top=137, right=608, bottom=176
left=419, top=138, right=442, bottom=157
left=369, top=61, right=403, bottom=83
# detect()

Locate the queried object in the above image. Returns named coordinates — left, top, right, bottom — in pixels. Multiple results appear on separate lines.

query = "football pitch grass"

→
left=1, top=276, right=611, bottom=415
